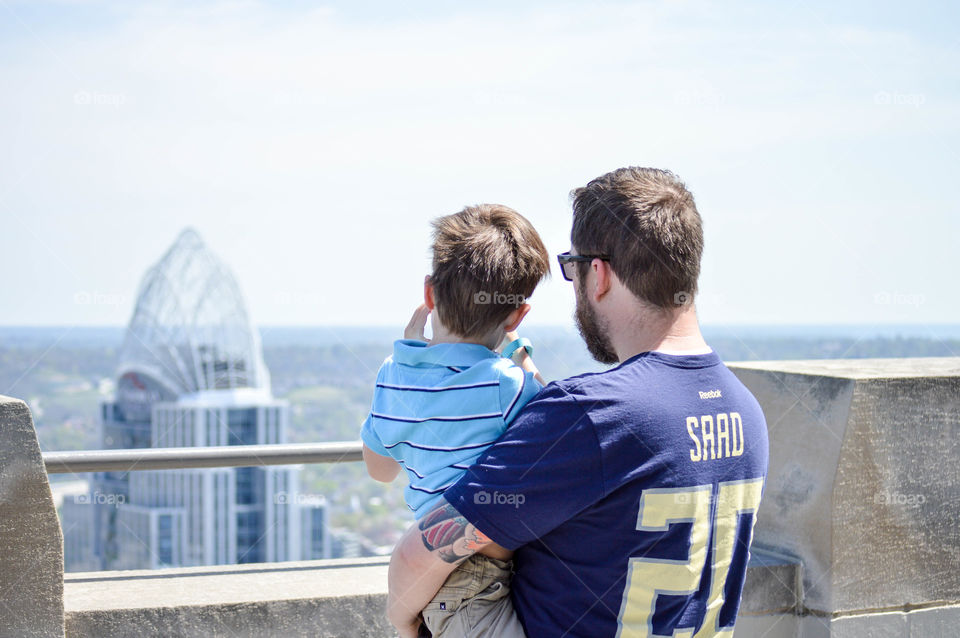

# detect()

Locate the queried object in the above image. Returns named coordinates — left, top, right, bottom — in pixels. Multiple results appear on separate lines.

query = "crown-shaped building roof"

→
left=118, top=228, right=270, bottom=397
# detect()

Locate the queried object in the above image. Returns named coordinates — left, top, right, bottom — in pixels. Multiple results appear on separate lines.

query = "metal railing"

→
left=42, top=441, right=363, bottom=474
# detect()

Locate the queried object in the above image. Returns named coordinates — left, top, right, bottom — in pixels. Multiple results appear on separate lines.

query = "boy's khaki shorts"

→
left=419, top=554, right=527, bottom=638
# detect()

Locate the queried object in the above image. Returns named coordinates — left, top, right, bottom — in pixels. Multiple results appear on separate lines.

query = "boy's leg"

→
left=420, top=554, right=525, bottom=638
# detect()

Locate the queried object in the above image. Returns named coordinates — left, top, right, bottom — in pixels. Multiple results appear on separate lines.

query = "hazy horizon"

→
left=2, top=0, right=957, bottom=330
left=4, top=322, right=960, bottom=345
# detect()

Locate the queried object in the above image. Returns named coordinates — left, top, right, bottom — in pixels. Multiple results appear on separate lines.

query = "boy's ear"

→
left=424, top=276, right=435, bottom=310
left=502, top=303, right=531, bottom=332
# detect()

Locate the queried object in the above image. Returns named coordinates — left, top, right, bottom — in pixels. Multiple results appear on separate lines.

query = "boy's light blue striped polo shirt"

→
left=361, top=338, right=542, bottom=519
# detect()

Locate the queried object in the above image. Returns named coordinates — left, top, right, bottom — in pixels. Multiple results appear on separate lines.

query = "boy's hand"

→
left=500, top=330, right=520, bottom=352
left=500, top=330, right=546, bottom=385
left=404, top=304, right=431, bottom=342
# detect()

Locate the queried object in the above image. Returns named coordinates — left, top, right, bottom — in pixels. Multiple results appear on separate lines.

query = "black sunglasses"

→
left=556, top=252, right=610, bottom=282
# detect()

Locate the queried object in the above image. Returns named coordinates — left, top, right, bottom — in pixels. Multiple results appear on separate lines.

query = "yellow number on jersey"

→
left=615, top=478, right=764, bottom=638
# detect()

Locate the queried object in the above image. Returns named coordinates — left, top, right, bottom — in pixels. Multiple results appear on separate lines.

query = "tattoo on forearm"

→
left=418, top=502, right=492, bottom=563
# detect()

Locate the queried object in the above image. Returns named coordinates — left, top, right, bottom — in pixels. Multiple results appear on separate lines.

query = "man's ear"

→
left=502, top=303, right=531, bottom=332
left=424, top=276, right=435, bottom=310
left=592, top=259, right=613, bottom=301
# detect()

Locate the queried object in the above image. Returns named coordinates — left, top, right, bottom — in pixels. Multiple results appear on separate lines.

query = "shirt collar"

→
left=392, top=339, right=500, bottom=368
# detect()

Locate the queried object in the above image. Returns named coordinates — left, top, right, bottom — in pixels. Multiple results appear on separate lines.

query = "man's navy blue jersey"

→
left=444, top=350, right=769, bottom=637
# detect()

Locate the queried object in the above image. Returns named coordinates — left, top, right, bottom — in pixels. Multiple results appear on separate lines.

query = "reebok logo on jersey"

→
left=698, top=389, right=722, bottom=399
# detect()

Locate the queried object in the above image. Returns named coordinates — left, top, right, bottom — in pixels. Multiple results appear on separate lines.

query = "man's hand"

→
left=404, top=304, right=431, bottom=342
left=393, top=618, right=423, bottom=638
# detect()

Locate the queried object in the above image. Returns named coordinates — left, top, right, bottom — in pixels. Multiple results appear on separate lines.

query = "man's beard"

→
left=574, top=282, right=619, bottom=364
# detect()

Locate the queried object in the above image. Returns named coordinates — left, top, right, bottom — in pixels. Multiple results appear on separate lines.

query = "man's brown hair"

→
left=570, top=167, right=703, bottom=308
left=431, top=204, right=550, bottom=339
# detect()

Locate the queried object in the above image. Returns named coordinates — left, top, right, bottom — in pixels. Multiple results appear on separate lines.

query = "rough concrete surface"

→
left=0, top=395, right=65, bottom=638
left=739, top=549, right=803, bottom=616
left=65, top=557, right=394, bottom=637
left=729, top=365, right=855, bottom=612
left=62, top=553, right=801, bottom=637
left=730, top=358, right=960, bottom=626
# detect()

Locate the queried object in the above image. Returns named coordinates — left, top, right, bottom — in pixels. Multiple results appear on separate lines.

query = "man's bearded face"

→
left=574, top=268, right=619, bottom=365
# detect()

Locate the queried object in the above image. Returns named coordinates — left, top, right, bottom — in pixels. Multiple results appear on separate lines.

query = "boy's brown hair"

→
left=430, top=204, right=550, bottom=339
left=570, top=167, right=703, bottom=308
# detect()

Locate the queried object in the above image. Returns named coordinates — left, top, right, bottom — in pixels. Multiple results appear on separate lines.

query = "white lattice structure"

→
left=118, top=228, right=270, bottom=398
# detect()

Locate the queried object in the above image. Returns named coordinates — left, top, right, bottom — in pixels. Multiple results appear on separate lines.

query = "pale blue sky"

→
left=1, top=0, right=957, bottom=328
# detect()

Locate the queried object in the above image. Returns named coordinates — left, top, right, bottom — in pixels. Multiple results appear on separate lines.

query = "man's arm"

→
left=387, top=501, right=494, bottom=637
left=388, top=384, right=600, bottom=636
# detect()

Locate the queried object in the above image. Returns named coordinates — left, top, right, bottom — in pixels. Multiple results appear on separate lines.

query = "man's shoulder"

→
left=529, top=351, right=729, bottom=415
left=542, top=358, right=641, bottom=400
left=548, top=369, right=610, bottom=396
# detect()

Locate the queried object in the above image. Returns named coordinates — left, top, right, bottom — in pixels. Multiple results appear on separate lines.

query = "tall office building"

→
left=63, top=229, right=329, bottom=571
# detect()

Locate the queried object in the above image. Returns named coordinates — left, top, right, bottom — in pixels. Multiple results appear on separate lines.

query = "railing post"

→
left=0, top=395, right=65, bottom=637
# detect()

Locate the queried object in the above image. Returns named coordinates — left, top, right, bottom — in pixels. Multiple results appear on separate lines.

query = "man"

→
left=388, top=167, right=769, bottom=637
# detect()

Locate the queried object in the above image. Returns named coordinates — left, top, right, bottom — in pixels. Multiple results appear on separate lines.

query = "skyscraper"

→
left=62, top=229, right=329, bottom=571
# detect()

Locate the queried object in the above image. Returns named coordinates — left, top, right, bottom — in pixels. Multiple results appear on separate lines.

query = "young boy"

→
left=360, top=204, right=550, bottom=638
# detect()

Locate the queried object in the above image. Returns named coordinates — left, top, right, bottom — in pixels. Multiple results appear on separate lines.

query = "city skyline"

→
left=61, top=227, right=332, bottom=571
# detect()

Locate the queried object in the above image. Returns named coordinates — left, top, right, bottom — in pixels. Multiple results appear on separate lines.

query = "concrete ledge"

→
left=730, top=356, right=960, bottom=380
left=829, top=604, right=960, bottom=638
left=64, top=553, right=802, bottom=637
left=740, top=548, right=803, bottom=616
left=730, top=358, right=960, bottom=616
left=65, top=557, right=394, bottom=637
left=0, top=395, right=65, bottom=638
